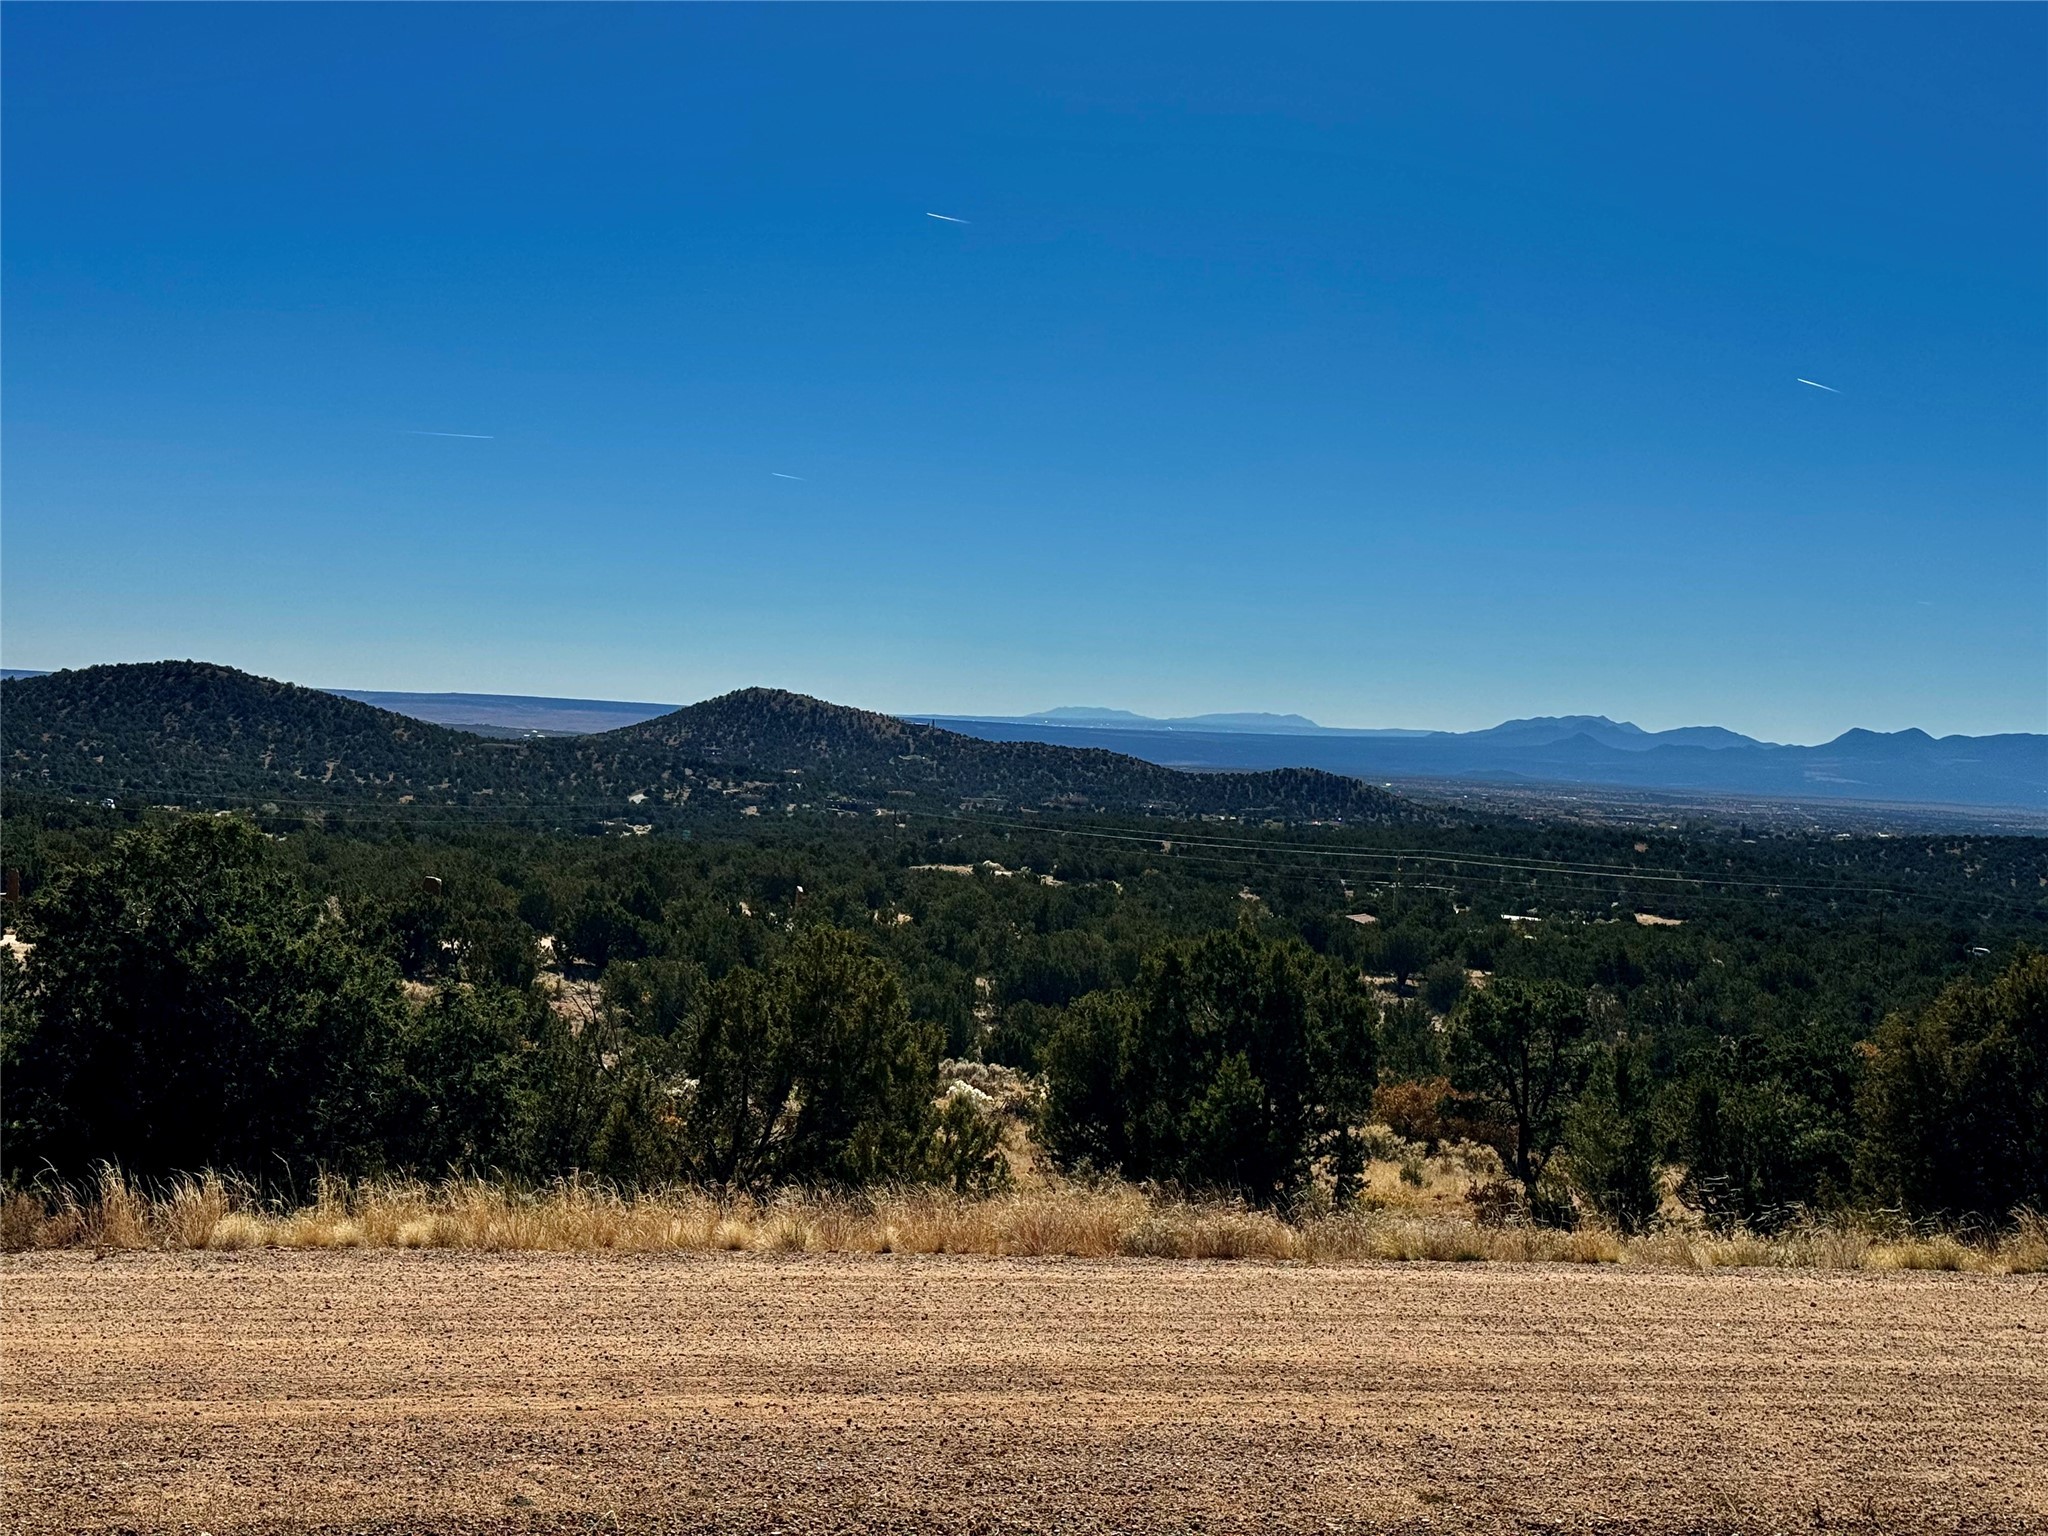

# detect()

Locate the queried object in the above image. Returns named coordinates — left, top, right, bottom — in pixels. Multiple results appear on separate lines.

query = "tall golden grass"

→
left=4, top=1169, right=2043, bottom=1274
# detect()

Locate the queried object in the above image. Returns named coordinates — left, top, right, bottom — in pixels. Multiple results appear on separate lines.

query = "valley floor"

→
left=3, top=1252, right=2043, bottom=1535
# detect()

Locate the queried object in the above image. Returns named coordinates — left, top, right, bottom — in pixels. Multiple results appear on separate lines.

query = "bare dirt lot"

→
left=4, top=1253, right=2043, bottom=1535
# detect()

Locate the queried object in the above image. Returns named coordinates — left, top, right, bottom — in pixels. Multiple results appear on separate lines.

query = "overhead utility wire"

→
left=15, top=778, right=2039, bottom=914
left=916, top=810, right=2033, bottom=906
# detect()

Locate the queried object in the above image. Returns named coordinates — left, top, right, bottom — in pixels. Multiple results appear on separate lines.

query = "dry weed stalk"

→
left=4, top=1170, right=2041, bottom=1274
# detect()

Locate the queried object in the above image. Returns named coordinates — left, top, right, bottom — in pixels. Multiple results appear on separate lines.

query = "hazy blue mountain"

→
left=1473, top=714, right=1647, bottom=743
left=1025, top=707, right=1330, bottom=734
left=930, top=716, right=2044, bottom=813
left=326, top=688, right=677, bottom=736
left=1469, top=716, right=1774, bottom=752
left=1009, top=707, right=1434, bottom=738
left=1031, top=707, right=1154, bottom=724
left=1014, top=708, right=1776, bottom=751
left=1646, top=726, right=1767, bottom=751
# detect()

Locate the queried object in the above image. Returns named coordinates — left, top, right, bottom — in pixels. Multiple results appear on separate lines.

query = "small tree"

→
left=1450, top=979, right=1593, bottom=1222
left=1857, top=950, right=2047, bottom=1223
left=681, top=927, right=940, bottom=1189
left=392, top=983, right=550, bottom=1175
left=0, top=817, right=408, bottom=1185
left=930, top=1091, right=1012, bottom=1195
left=1039, top=930, right=1377, bottom=1205
left=1378, top=996, right=1446, bottom=1079
left=1038, top=991, right=1136, bottom=1174
left=560, top=894, right=650, bottom=972
left=1676, top=1070, right=1849, bottom=1234
left=1565, top=1035, right=1663, bottom=1233
left=1422, top=960, right=1469, bottom=1016
left=1379, top=928, right=1430, bottom=994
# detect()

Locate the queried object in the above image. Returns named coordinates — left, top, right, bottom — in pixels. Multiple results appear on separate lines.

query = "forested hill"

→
left=0, top=661, right=532, bottom=801
left=568, top=686, right=1416, bottom=821
left=0, top=663, right=1423, bottom=826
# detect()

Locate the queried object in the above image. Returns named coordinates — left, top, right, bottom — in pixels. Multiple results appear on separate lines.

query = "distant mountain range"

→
left=4, top=667, right=2039, bottom=814
left=1021, top=707, right=1348, bottom=735
left=0, top=663, right=1418, bottom=827
left=931, top=712, right=2044, bottom=813
left=2, top=671, right=682, bottom=739
left=988, top=708, right=1766, bottom=748
left=325, top=688, right=680, bottom=737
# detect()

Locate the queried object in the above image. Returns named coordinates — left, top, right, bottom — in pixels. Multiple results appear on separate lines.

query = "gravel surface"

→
left=4, top=1251, right=2043, bottom=1534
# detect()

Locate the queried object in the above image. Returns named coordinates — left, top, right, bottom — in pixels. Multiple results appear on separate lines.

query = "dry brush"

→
left=6, top=1167, right=2043, bottom=1274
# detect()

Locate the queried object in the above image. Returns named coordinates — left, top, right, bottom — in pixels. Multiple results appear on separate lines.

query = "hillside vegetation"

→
left=6, top=661, right=2043, bottom=1243
left=5, top=792, right=2042, bottom=1238
left=1, top=662, right=1422, bottom=826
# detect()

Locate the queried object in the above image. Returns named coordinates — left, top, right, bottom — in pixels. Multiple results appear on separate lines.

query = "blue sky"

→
left=4, top=5, right=2042, bottom=741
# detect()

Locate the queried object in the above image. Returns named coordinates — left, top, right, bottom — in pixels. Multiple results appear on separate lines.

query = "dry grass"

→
left=5, top=1171, right=2043, bottom=1274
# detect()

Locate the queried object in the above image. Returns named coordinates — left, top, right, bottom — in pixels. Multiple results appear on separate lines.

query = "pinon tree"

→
left=679, top=926, right=943, bottom=1189
left=0, top=816, right=409, bottom=1184
left=1039, top=927, right=1378, bottom=1205
left=1451, top=978, right=1594, bottom=1222
left=1857, top=950, right=2046, bottom=1224
left=1565, top=1034, right=1663, bottom=1234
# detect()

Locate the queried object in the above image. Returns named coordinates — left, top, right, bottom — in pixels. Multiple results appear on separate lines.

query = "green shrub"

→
left=1565, top=1036, right=1663, bottom=1234
left=1039, top=929, right=1377, bottom=1205
left=1677, top=1072, right=1851, bottom=1234
left=1422, top=960, right=1469, bottom=1016
left=679, top=927, right=941, bottom=1189
left=1857, top=951, right=2047, bottom=1223
left=0, top=817, right=409, bottom=1185
left=930, top=1092, right=1012, bottom=1196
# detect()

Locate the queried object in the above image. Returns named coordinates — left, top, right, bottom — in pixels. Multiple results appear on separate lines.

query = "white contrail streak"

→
left=925, top=212, right=969, bottom=224
left=1795, top=379, right=1839, bottom=393
left=405, top=430, right=496, bottom=438
left=771, top=472, right=806, bottom=480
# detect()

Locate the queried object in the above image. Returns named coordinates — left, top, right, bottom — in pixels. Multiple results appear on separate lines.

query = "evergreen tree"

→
left=1039, top=929, right=1376, bottom=1204
left=680, top=927, right=940, bottom=1188
left=1857, top=950, right=2047, bottom=1222
left=1, top=817, right=407, bottom=1184
left=1565, top=1035, right=1663, bottom=1233
left=1676, top=1069, right=1851, bottom=1233
left=1451, top=979, right=1593, bottom=1222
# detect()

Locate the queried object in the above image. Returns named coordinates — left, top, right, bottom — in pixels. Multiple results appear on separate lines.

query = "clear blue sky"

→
left=4, top=5, right=2042, bottom=741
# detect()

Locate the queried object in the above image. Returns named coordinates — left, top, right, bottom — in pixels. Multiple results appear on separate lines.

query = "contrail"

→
left=925, top=212, right=969, bottom=224
left=771, top=472, right=806, bottom=480
left=404, top=430, right=496, bottom=438
left=1795, top=379, right=1839, bottom=393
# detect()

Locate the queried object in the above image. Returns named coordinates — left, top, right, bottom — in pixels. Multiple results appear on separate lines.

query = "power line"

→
left=900, top=812, right=2046, bottom=920
left=12, top=778, right=2041, bottom=916
left=912, top=809, right=2042, bottom=908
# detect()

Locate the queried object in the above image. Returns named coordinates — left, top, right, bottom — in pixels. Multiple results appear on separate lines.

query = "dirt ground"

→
left=4, top=1253, right=2043, bottom=1535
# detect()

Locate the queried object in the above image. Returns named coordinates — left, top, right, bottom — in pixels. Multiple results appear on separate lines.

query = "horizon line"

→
left=3, top=660, right=2041, bottom=746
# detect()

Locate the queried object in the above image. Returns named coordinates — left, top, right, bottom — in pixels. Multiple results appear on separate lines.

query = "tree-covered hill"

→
left=1, top=663, right=1425, bottom=826
left=0, top=661, right=538, bottom=803
left=567, top=685, right=1420, bottom=823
